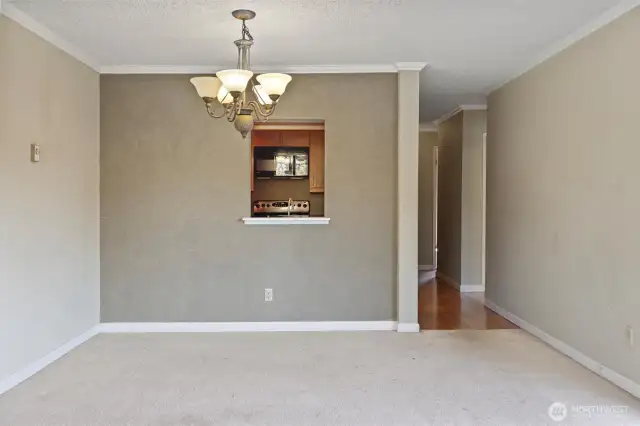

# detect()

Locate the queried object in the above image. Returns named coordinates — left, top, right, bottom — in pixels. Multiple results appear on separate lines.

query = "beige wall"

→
left=418, top=131, right=438, bottom=267
left=437, top=113, right=463, bottom=282
left=461, top=111, right=486, bottom=287
left=0, top=16, right=100, bottom=382
left=487, top=7, right=640, bottom=384
left=100, top=74, right=398, bottom=322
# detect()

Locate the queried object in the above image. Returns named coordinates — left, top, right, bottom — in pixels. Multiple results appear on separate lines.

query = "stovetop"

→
left=253, top=200, right=310, bottom=217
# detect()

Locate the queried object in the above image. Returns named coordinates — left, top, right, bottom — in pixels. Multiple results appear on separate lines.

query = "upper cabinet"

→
left=251, top=128, right=324, bottom=193
left=252, top=130, right=310, bottom=147
left=281, top=131, right=310, bottom=147
left=252, top=130, right=282, bottom=146
left=309, top=130, right=325, bottom=193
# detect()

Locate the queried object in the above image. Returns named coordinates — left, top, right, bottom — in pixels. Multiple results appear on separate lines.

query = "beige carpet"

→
left=0, top=330, right=638, bottom=425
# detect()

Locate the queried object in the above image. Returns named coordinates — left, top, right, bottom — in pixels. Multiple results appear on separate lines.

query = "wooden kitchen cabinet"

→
left=250, top=128, right=323, bottom=193
left=252, top=130, right=281, bottom=146
left=280, top=130, right=310, bottom=147
left=309, top=130, right=325, bottom=193
left=251, top=131, right=279, bottom=192
left=250, top=144, right=254, bottom=192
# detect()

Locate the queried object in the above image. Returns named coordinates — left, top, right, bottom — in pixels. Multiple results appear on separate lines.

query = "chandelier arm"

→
left=205, top=102, right=227, bottom=119
left=227, top=99, right=241, bottom=122
left=224, top=102, right=236, bottom=121
left=247, top=100, right=276, bottom=120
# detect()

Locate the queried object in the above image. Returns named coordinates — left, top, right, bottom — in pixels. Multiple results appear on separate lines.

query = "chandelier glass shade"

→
left=216, top=69, right=254, bottom=97
left=256, top=73, right=292, bottom=101
left=190, top=9, right=292, bottom=138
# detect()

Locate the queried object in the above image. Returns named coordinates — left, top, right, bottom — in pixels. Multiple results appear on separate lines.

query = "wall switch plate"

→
left=627, top=326, right=634, bottom=347
left=264, top=288, right=273, bottom=302
left=30, top=144, right=40, bottom=163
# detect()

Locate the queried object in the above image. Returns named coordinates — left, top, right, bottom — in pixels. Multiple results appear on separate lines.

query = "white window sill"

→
left=242, top=217, right=331, bottom=226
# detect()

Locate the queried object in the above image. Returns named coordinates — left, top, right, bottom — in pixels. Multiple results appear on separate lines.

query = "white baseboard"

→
left=436, top=272, right=484, bottom=292
left=419, top=267, right=436, bottom=282
left=484, top=299, right=640, bottom=400
left=397, top=323, right=421, bottom=333
left=460, top=284, right=485, bottom=293
left=0, top=326, right=99, bottom=396
left=98, top=321, right=399, bottom=333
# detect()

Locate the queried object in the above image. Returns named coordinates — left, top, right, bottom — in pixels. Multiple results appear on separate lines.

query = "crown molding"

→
left=459, top=104, right=487, bottom=111
left=419, top=123, right=438, bottom=132
left=433, top=103, right=488, bottom=124
left=101, top=64, right=400, bottom=74
left=486, top=0, right=640, bottom=94
left=395, top=62, right=428, bottom=71
left=1, top=2, right=100, bottom=71
left=433, top=107, right=462, bottom=125
left=260, top=64, right=399, bottom=74
left=100, top=65, right=222, bottom=74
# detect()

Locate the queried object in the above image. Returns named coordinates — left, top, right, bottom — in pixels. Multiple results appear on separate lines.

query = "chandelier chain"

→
left=242, top=21, right=254, bottom=41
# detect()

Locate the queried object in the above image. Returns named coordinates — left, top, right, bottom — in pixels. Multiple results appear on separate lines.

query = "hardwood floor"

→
left=418, top=278, right=518, bottom=330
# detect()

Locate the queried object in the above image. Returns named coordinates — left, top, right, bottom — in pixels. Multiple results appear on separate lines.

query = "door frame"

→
left=432, top=146, right=439, bottom=270
left=481, top=133, right=487, bottom=289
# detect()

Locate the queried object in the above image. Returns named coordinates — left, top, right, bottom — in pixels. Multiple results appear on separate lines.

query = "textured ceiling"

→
left=5, top=0, right=632, bottom=121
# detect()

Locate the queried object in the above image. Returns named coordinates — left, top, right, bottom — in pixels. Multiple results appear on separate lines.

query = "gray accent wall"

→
left=100, top=74, right=398, bottom=322
left=487, top=8, right=640, bottom=384
left=0, top=16, right=100, bottom=382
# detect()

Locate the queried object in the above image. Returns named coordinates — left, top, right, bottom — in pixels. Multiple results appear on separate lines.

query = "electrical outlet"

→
left=30, top=144, right=40, bottom=163
left=264, top=288, right=273, bottom=302
left=627, top=326, right=634, bottom=347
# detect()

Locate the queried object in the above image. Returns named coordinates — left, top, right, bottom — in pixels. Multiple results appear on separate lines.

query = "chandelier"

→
left=190, top=9, right=292, bottom=138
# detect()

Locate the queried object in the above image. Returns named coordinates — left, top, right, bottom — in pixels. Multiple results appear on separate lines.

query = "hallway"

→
left=418, top=279, right=517, bottom=330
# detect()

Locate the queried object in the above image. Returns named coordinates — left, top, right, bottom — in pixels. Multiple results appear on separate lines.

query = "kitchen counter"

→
left=242, top=216, right=330, bottom=226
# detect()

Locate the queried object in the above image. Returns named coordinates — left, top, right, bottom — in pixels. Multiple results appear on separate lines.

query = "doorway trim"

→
left=432, top=146, right=439, bottom=271
left=481, top=132, right=487, bottom=289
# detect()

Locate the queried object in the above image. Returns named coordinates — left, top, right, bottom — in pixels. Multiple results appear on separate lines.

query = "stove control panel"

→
left=253, top=200, right=310, bottom=215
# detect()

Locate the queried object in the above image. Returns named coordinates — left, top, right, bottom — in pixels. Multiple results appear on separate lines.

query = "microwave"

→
left=254, top=147, right=309, bottom=179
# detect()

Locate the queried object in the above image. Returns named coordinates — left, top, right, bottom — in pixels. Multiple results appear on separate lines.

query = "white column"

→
left=396, top=63, right=426, bottom=332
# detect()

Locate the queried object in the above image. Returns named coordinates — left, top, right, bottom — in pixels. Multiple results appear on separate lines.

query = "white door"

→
left=432, top=146, right=439, bottom=269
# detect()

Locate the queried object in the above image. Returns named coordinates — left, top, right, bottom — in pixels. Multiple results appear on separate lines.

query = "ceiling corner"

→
left=484, top=0, right=640, bottom=95
left=1, top=2, right=101, bottom=72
